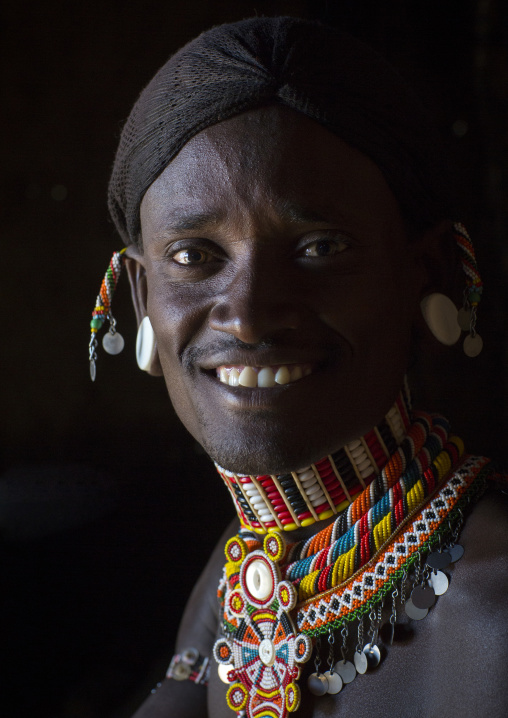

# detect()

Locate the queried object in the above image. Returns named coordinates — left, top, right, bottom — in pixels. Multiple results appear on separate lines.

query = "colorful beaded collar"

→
left=215, top=387, right=412, bottom=534
left=213, top=405, right=493, bottom=718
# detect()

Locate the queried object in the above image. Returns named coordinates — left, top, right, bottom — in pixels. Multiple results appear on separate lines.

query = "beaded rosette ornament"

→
left=214, top=536, right=312, bottom=716
left=214, top=391, right=496, bottom=717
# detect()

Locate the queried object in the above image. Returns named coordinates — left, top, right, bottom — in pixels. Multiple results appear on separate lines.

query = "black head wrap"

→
left=109, top=16, right=454, bottom=245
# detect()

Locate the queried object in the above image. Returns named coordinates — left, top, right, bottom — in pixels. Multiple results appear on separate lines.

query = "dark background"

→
left=2, top=1, right=507, bottom=716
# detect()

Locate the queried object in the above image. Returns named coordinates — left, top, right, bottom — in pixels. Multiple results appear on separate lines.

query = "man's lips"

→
left=215, top=364, right=312, bottom=387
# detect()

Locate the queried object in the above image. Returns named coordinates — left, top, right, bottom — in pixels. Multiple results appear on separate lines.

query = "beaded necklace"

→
left=213, top=399, right=492, bottom=718
left=215, top=386, right=412, bottom=534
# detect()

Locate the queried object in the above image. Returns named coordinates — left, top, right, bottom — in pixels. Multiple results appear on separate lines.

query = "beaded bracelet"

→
left=166, top=647, right=210, bottom=686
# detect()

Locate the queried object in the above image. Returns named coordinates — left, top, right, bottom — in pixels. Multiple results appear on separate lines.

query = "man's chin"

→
left=200, top=428, right=328, bottom=476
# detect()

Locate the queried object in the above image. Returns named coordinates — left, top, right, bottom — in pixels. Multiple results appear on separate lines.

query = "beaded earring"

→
left=89, top=249, right=126, bottom=381
left=453, top=222, right=483, bottom=357
left=420, top=224, right=483, bottom=357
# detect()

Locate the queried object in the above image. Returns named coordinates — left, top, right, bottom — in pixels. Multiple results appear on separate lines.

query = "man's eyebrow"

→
left=164, top=210, right=225, bottom=232
left=160, top=202, right=335, bottom=233
left=273, top=199, right=333, bottom=224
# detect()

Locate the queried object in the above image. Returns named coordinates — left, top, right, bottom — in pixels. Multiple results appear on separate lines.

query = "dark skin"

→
left=126, top=107, right=508, bottom=717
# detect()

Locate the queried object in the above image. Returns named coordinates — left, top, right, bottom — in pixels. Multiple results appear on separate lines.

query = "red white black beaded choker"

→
left=215, top=384, right=412, bottom=534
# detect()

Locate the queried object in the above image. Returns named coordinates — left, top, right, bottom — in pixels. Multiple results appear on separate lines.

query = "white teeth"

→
left=238, top=366, right=257, bottom=387
left=275, top=366, right=291, bottom=385
left=257, top=367, right=276, bottom=387
left=216, top=363, right=311, bottom=388
left=290, top=365, right=303, bottom=382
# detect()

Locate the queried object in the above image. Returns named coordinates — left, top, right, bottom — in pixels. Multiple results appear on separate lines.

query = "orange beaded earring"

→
left=88, top=249, right=126, bottom=381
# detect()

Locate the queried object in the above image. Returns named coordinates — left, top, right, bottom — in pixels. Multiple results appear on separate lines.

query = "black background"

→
left=2, top=1, right=507, bottom=716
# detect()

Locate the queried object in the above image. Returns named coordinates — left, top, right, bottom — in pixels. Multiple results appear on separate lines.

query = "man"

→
left=103, top=17, right=508, bottom=718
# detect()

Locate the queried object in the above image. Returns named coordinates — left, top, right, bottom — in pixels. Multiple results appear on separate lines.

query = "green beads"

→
left=90, top=317, right=104, bottom=330
left=468, top=290, right=481, bottom=305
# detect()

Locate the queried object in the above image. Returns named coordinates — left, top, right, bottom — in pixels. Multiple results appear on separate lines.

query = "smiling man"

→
left=100, top=16, right=508, bottom=718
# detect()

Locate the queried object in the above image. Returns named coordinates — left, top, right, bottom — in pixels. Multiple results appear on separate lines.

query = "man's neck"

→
left=215, top=384, right=412, bottom=539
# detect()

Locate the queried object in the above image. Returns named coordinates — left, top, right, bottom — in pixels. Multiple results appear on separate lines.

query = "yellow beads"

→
left=373, top=513, right=392, bottom=551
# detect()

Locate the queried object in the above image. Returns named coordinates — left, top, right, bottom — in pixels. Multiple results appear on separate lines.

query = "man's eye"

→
left=302, top=238, right=348, bottom=257
left=172, top=248, right=210, bottom=265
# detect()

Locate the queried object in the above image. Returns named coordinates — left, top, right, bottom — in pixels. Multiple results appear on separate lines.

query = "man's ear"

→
left=411, top=220, right=464, bottom=349
left=415, top=220, right=462, bottom=303
left=124, top=248, right=148, bottom=326
left=124, top=248, right=163, bottom=376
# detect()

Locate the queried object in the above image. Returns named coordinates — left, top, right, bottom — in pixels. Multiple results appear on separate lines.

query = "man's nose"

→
left=208, top=263, right=303, bottom=345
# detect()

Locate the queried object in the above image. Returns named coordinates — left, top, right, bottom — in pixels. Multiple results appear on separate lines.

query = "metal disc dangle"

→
left=333, top=659, right=356, bottom=684
left=323, top=670, right=343, bottom=694
left=463, top=333, right=483, bottom=357
left=405, top=598, right=428, bottom=621
left=102, top=331, right=125, bottom=355
left=307, top=673, right=329, bottom=696
left=426, top=550, right=451, bottom=570
left=429, top=570, right=449, bottom=596
left=411, top=584, right=436, bottom=610
left=363, top=643, right=381, bottom=668
left=457, top=306, right=472, bottom=331
left=353, top=650, right=368, bottom=674
left=448, top=543, right=465, bottom=562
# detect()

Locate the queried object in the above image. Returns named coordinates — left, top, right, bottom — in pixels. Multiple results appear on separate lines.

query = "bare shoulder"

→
left=459, top=485, right=508, bottom=576
left=440, top=485, right=508, bottom=621
left=175, top=516, right=241, bottom=654
left=131, top=518, right=239, bottom=718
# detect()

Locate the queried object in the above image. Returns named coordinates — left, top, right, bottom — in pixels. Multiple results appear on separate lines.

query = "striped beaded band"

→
left=282, top=414, right=463, bottom=600
left=293, top=454, right=489, bottom=635
left=89, top=249, right=126, bottom=381
left=215, top=388, right=412, bottom=534
left=453, top=222, right=483, bottom=307
left=90, top=249, right=126, bottom=334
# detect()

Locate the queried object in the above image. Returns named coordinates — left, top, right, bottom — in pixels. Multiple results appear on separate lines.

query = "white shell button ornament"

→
left=420, top=293, right=461, bottom=346
left=258, top=638, right=276, bottom=666
left=218, top=663, right=234, bottom=684
left=245, top=558, right=274, bottom=601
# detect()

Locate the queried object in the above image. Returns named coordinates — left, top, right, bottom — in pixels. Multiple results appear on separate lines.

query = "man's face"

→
left=135, top=106, right=425, bottom=474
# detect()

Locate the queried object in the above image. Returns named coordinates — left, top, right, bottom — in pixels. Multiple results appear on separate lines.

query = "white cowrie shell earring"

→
left=420, top=293, right=461, bottom=346
left=136, top=315, right=156, bottom=371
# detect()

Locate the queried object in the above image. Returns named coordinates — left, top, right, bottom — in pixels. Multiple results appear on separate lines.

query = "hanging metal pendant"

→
left=323, top=670, right=343, bottom=694
left=307, top=673, right=329, bottom=696
left=333, top=659, right=356, bottom=684
left=102, top=330, right=125, bottom=355
left=448, top=543, right=465, bottom=562
left=426, top=550, right=451, bottom=570
left=404, top=599, right=428, bottom=620
left=429, top=570, right=449, bottom=596
left=411, top=584, right=436, bottom=610
left=463, top=333, right=483, bottom=357
left=363, top=643, right=381, bottom=668
left=353, top=650, right=368, bottom=674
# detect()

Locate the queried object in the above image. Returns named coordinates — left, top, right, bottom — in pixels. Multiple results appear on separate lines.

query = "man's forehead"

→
left=140, top=110, right=387, bottom=231
left=141, top=193, right=351, bottom=235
